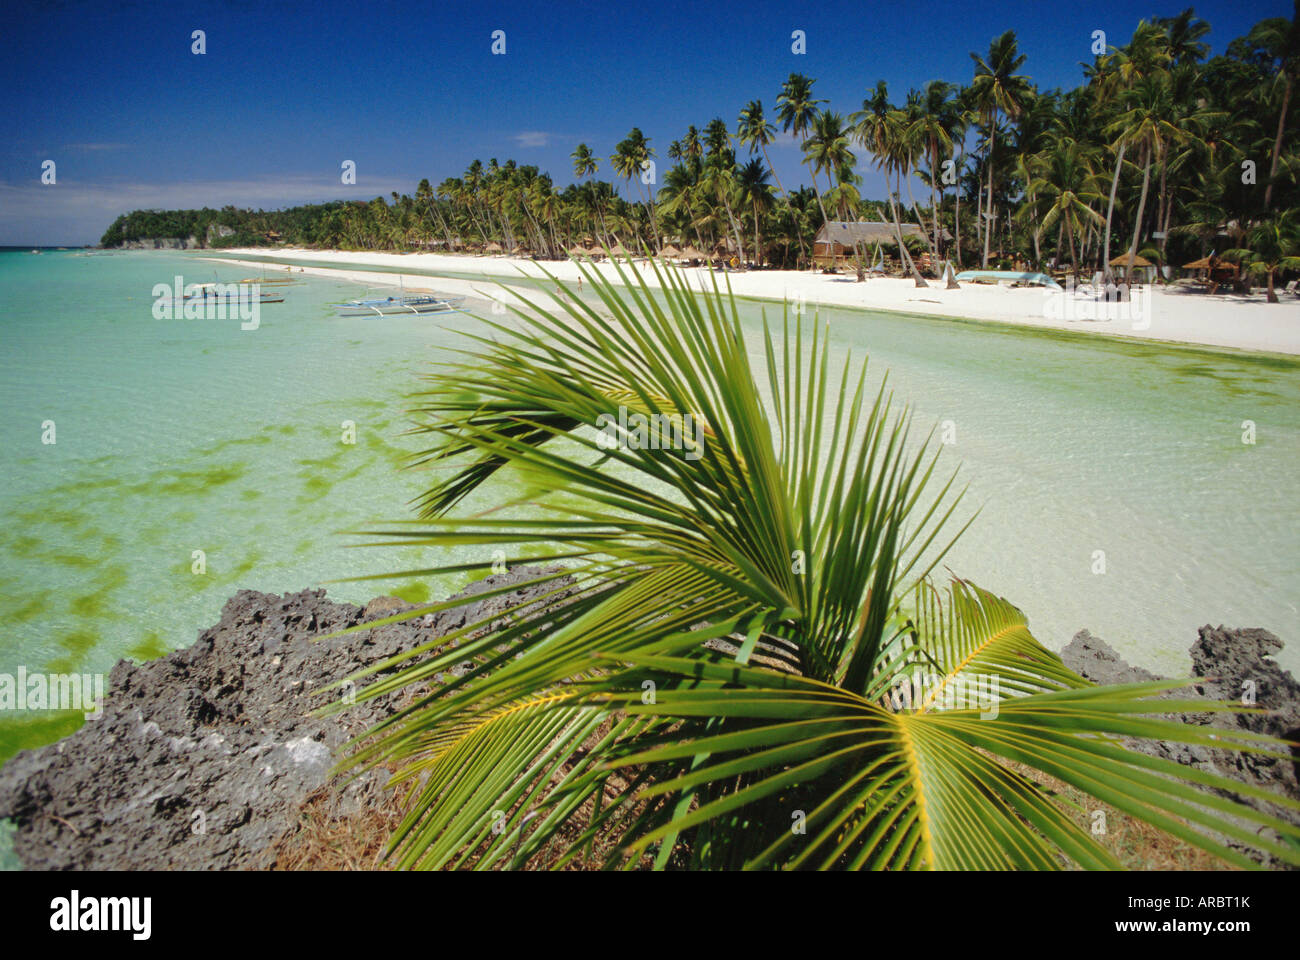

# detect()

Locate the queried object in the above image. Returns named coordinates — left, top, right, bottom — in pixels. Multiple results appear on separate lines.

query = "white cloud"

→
left=512, top=131, right=551, bottom=148
left=62, top=143, right=130, bottom=152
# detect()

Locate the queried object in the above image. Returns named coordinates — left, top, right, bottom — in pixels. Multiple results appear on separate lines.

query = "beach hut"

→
left=1109, top=252, right=1155, bottom=283
left=607, top=242, right=630, bottom=258
left=813, top=221, right=939, bottom=268
left=567, top=245, right=588, bottom=258
left=660, top=244, right=682, bottom=259
left=1181, top=254, right=1238, bottom=292
left=679, top=246, right=706, bottom=263
left=484, top=241, right=504, bottom=255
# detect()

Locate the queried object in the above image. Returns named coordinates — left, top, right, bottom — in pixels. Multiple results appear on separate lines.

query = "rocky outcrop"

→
left=2, top=596, right=1293, bottom=870
left=118, top=237, right=202, bottom=249
left=1060, top=625, right=1300, bottom=867
left=0, top=568, right=566, bottom=870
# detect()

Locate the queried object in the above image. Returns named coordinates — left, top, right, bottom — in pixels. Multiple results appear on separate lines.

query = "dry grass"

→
left=272, top=781, right=405, bottom=871
left=1004, top=759, right=1237, bottom=871
left=271, top=755, right=1235, bottom=871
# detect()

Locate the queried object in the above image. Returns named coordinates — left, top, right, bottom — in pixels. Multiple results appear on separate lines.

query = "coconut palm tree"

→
left=736, top=157, right=775, bottom=266
left=1157, top=7, right=1211, bottom=65
left=1249, top=6, right=1300, bottom=210
left=969, top=30, right=1032, bottom=268
left=1225, top=210, right=1300, bottom=301
left=738, top=99, right=804, bottom=265
left=1092, top=21, right=1172, bottom=278
left=805, top=109, right=866, bottom=274
left=700, top=120, right=747, bottom=263
left=1018, top=135, right=1105, bottom=280
left=336, top=263, right=1300, bottom=871
left=1105, top=74, right=1191, bottom=273
left=777, top=73, right=831, bottom=232
left=908, top=80, right=959, bottom=262
left=571, top=143, right=597, bottom=180
left=853, top=85, right=929, bottom=285
left=611, top=129, right=659, bottom=252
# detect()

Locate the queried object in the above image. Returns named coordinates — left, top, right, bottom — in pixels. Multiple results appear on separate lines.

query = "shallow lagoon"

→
left=1, top=249, right=1297, bottom=767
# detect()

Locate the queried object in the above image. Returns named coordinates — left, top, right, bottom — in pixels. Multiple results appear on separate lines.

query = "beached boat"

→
left=954, top=270, right=1063, bottom=290
left=334, top=294, right=464, bottom=317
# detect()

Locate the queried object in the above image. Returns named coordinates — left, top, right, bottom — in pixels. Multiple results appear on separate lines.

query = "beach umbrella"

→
left=680, top=246, right=706, bottom=260
left=660, top=244, right=682, bottom=258
left=484, top=242, right=504, bottom=254
left=1109, top=253, right=1153, bottom=267
left=608, top=243, right=629, bottom=257
left=568, top=246, right=588, bottom=258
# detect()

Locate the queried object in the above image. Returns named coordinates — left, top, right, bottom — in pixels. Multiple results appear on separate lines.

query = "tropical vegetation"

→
left=103, top=8, right=1298, bottom=290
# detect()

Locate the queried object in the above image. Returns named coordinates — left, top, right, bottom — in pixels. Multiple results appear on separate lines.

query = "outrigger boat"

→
left=953, top=270, right=1063, bottom=290
left=184, top=282, right=284, bottom=304
left=334, top=293, right=464, bottom=316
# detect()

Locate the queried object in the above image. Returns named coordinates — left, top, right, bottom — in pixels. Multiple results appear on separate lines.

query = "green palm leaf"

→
left=332, top=258, right=1300, bottom=870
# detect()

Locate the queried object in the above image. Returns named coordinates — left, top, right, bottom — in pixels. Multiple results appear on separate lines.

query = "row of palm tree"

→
left=233, top=9, right=1295, bottom=293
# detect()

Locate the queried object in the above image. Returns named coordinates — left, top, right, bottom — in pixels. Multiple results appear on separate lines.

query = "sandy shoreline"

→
left=202, top=247, right=1300, bottom=356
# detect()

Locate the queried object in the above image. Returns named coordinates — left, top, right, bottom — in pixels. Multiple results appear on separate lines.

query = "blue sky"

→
left=0, top=0, right=1287, bottom=244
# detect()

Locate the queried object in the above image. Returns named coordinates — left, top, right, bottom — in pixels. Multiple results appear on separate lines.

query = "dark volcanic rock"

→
left=1059, top=629, right=1161, bottom=685
left=1061, top=625, right=1300, bottom=867
left=0, top=567, right=567, bottom=870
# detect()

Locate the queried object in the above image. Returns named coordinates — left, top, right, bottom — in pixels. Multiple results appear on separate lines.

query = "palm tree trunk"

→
left=929, top=138, right=942, bottom=261
left=904, top=169, right=938, bottom=271
left=1265, top=76, right=1293, bottom=211
left=888, top=173, right=928, bottom=287
left=982, top=118, right=996, bottom=269
left=1125, top=141, right=1153, bottom=270
left=807, top=168, right=832, bottom=266
left=763, top=144, right=806, bottom=264
left=1103, top=140, right=1126, bottom=279
left=954, top=152, right=964, bottom=268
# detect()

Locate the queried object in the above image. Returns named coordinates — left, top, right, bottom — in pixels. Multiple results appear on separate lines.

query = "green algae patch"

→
left=392, top=581, right=431, bottom=604
left=151, top=462, right=250, bottom=497
left=127, top=632, right=172, bottom=662
left=0, top=712, right=87, bottom=766
left=46, top=631, right=98, bottom=673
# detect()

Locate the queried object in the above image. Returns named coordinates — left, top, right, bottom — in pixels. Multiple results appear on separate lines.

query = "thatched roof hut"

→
left=484, top=241, right=504, bottom=254
left=1110, top=253, right=1152, bottom=267
left=1109, top=252, right=1156, bottom=281
left=660, top=244, right=682, bottom=258
left=813, top=222, right=942, bottom=264
left=679, top=246, right=706, bottom=260
left=567, top=246, right=588, bottom=258
left=607, top=243, right=629, bottom=257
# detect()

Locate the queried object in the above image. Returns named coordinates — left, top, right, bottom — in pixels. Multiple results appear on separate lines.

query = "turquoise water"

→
left=0, top=250, right=510, bottom=763
left=1, top=250, right=1297, bottom=772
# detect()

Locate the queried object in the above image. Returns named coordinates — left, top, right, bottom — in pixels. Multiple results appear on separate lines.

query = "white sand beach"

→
left=207, top=248, right=1300, bottom=356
